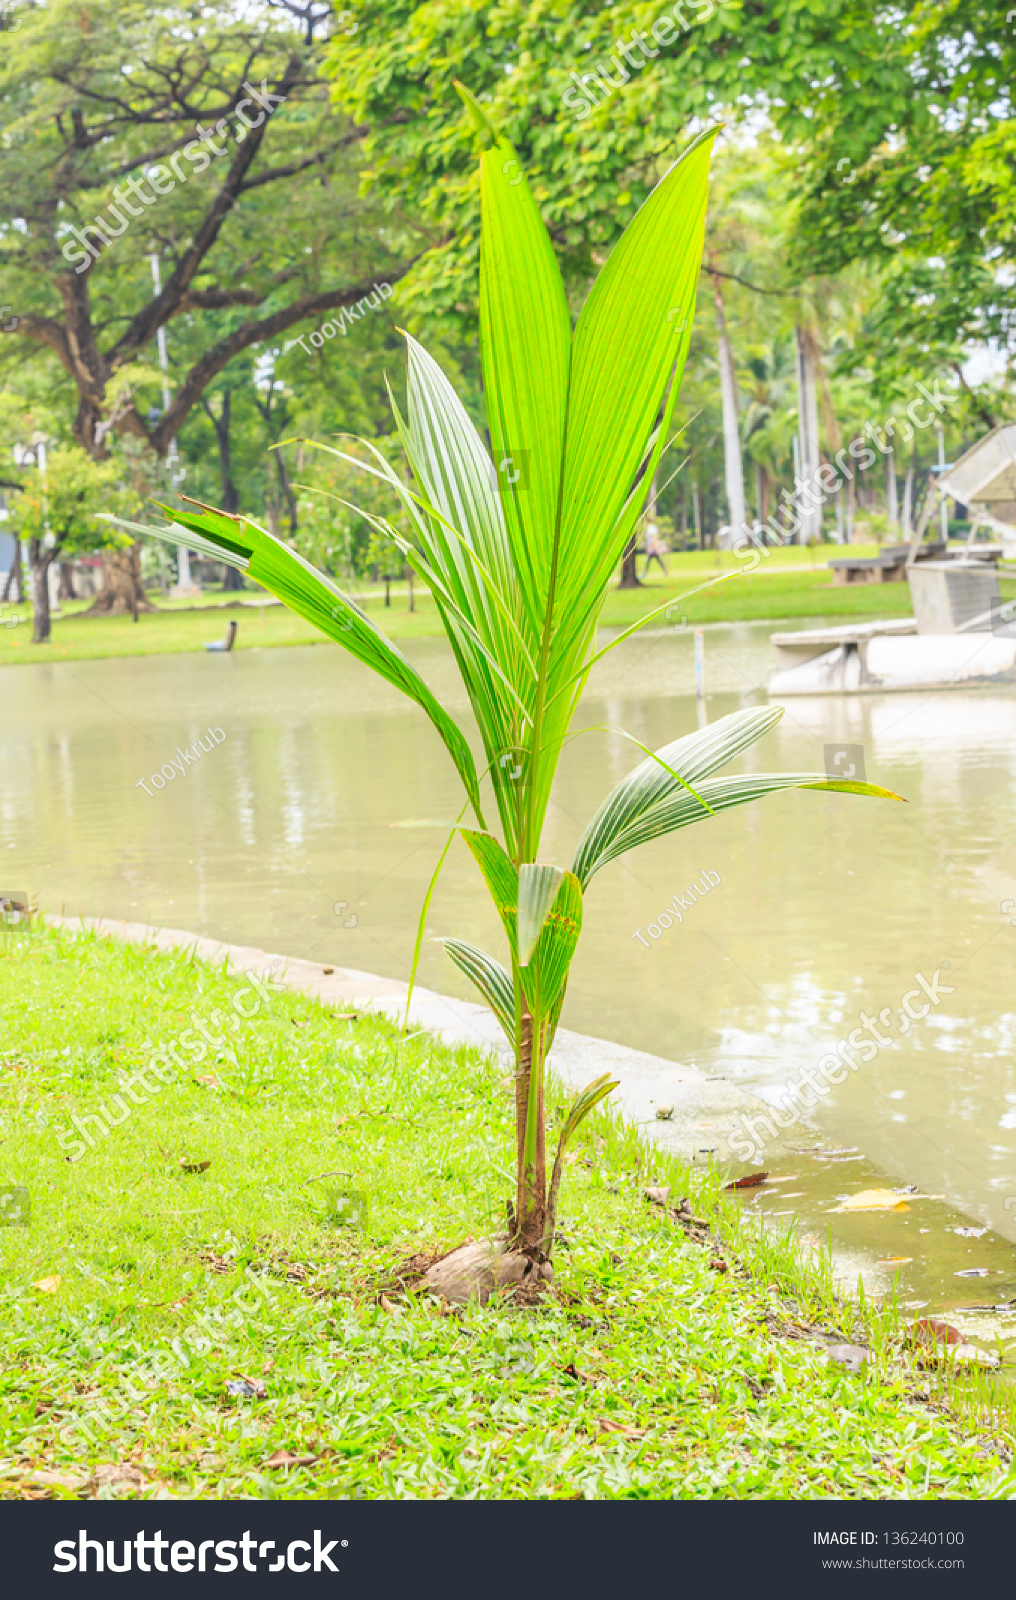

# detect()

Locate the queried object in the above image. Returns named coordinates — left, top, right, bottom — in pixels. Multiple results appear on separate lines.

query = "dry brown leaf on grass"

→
left=264, top=1450, right=318, bottom=1470
left=911, top=1318, right=962, bottom=1348
left=32, top=1275, right=61, bottom=1294
left=17, top=1468, right=89, bottom=1492
left=598, top=1418, right=646, bottom=1440
left=92, top=1463, right=147, bottom=1493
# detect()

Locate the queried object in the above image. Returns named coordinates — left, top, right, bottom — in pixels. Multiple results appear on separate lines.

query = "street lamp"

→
left=149, top=254, right=199, bottom=596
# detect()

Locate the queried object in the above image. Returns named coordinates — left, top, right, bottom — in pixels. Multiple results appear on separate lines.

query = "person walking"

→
left=643, top=520, right=668, bottom=577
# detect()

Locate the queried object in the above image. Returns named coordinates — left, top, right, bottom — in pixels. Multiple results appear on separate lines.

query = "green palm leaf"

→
left=576, top=771, right=904, bottom=887
left=520, top=872, right=583, bottom=1018
left=438, top=939, right=515, bottom=1044
left=459, top=829, right=519, bottom=958
left=517, top=864, right=565, bottom=967
left=103, top=501, right=485, bottom=826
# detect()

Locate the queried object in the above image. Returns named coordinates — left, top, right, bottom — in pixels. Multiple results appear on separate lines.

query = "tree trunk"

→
left=902, top=463, right=914, bottom=536
left=58, top=562, right=77, bottom=601
left=794, top=324, right=823, bottom=542
left=711, top=274, right=746, bottom=543
left=617, top=532, right=643, bottom=588
left=2, top=536, right=22, bottom=603
left=275, top=447, right=298, bottom=537
left=514, top=1007, right=546, bottom=1252
left=222, top=564, right=244, bottom=591
left=85, top=542, right=154, bottom=616
left=886, top=447, right=898, bottom=538
left=28, top=540, right=55, bottom=644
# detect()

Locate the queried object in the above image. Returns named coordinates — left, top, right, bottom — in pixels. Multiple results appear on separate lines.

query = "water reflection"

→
left=3, top=621, right=1015, bottom=1253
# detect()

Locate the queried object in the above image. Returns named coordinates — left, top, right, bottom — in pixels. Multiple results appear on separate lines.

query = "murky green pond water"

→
left=4, top=620, right=1016, bottom=1324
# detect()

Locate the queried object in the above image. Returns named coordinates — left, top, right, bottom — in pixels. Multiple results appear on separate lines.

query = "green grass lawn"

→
left=1, top=925, right=1012, bottom=1500
left=6, top=546, right=1013, bottom=670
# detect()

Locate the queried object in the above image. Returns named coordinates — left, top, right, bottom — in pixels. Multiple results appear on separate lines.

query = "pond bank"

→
left=2, top=921, right=1013, bottom=1499
left=50, top=915, right=813, bottom=1171
left=49, top=917, right=1016, bottom=1318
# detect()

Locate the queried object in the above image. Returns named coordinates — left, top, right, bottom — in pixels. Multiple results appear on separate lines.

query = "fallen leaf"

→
left=264, top=1449, right=317, bottom=1470
left=18, top=1468, right=89, bottom=1492
left=379, top=1293, right=400, bottom=1315
left=645, top=1185, right=670, bottom=1206
left=708, top=1256, right=728, bottom=1273
left=878, top=1257, right=914, bottom=1266
left=724, top=1171, right=769, bottom=1190
left=179, top=1158, right=210, bottom=1174
left=92, top=1463, right=146, bottom=1492
left=833, top=1189, right=915, bottom=1213
left=32, top=1275, right=61, bottom=1294
left=912, top=1318, right=962, bottom=1348
left=226, top=1376, right=267, bottom=1399
left=598, top=1418, right=645, bottom=1440
left=561, top=1362, right=587, bottom=1383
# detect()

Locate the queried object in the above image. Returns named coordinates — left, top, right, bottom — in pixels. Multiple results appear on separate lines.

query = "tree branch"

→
left=238, top=131, right=365, bottom=191
left=106, top=54, right=306, bottom=366
left=149, top=268, right=414, bottom=454
left=706, top=266, right=795, bottom=297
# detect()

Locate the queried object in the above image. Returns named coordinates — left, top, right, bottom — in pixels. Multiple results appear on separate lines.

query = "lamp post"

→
left=149, top=254, right=197, bottom=596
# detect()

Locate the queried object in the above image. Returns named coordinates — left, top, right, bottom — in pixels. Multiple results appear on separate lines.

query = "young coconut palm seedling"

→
left=107, top=89, right=901, bottom=1291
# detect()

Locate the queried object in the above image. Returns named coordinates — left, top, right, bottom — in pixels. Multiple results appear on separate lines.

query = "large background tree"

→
left=0, top=0, right=422, bottom=463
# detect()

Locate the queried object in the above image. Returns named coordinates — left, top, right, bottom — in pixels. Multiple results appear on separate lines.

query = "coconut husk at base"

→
left=417, top=1239, right=549, bottom=1306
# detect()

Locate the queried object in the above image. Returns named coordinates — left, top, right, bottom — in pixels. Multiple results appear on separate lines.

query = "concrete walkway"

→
left=50, top=915, right=812, bottom=1171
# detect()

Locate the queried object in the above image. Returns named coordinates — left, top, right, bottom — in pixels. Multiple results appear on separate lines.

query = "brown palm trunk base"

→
left=514, top=1007, right=547, bottom=1256
left=411, top=1006, right=555, bottom=1306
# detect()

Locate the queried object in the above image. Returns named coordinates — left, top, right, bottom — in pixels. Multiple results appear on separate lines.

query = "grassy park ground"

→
left=8, top=546, right=1014, bottom=670
left=2, top=924, right=1013, bottom=1500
